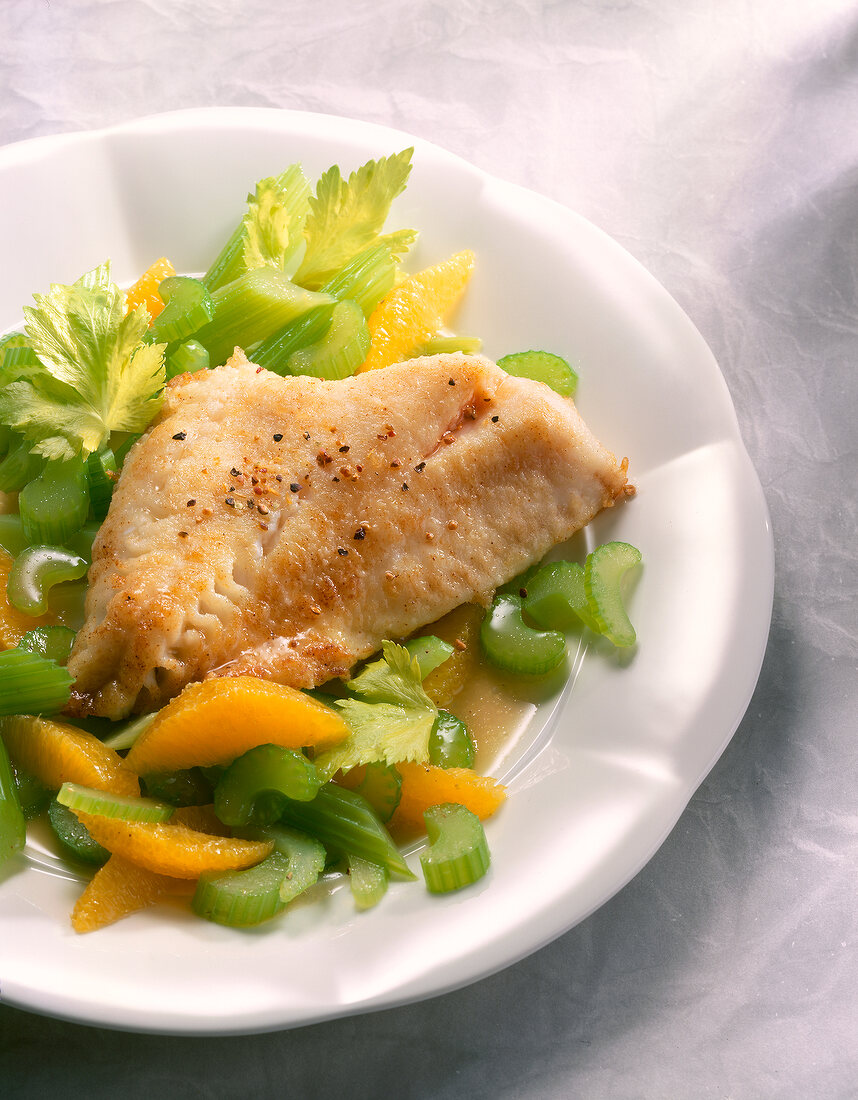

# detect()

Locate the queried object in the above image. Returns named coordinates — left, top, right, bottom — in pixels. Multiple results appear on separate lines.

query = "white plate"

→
left=0, top=108, right=773, bottom=1034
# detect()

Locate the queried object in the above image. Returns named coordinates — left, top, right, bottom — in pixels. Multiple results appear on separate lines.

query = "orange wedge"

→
left=71, top=854, right=187, bottom=933
left=0, top=548, right=59, bottom=648
left=390, top=762, right=506, bottom=834
left=421, top=603, right=484, bottom=708
left=360, top=249, right=475, bottom=371
left=0, top=714, right=139, bottom=796
left=72, top=810, right=273, bottom=878
left=125, top=256, right=176, bottom=319
left=124, top=676, right=349, bottom=776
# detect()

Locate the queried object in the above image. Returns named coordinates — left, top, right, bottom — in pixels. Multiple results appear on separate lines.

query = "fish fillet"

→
left=67, top=352, right=630, bottom=718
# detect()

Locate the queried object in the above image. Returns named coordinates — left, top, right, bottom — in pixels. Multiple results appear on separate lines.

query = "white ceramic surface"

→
left=0, top=108, right=773, bottom=1034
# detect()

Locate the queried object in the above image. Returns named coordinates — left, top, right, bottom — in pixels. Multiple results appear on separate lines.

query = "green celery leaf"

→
left=315, top=641, right=437, bottom=779
left=241, top=167, right=311, bottom=276
left=0, top=263, right=166, bottom=459
left=297, top=149, right=414, bottom=289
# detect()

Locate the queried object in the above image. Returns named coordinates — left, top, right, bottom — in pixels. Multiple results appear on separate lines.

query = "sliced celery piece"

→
left=0, top=649, right=73, bottom=715
left=344, top=761, right=402, bottom=824
left=101, top=712, right=157, bottom=751
left=321, top=238, right=405, bottom=318
left=165, top=338, right=209, bottom=380
left=10, top=761, right=51, bottom=819
left=420, top=803, right=490, bottom=894
left=523, top=561, right=600, bottom=632
left=150, top=277, right=214, bottom=344
left=0, top=514, right=29, bottom=558
left=251, top=303, right=336, bottom=375
left=404, top=635, right=454, bottom=680
left=480, top=593, right=566, bottom=676
left=142, top=767, right=214, bottom=807
left=410, top=335, right=483, bottom=358
left=497, top=350, right=578, bottom=397
left=584, top=541, right=642, bottom=647
left=283, top=299, right=368, bottom=379
left=0, top=733, right=26, bottom=863
left=193, top=850, right=291, bottom=927
left=278, top=783, right=415, bottom=880
left=86, top=446, right=117, bottom=521
left=17, top=625, right=76, bottom=665
left=57, top=781, right=175, bottom=823
left=194, top=267, right=333, bottom=369
left=428, top=710, right=475, bottom=770
left=213, top=744, right=323, bottom=827
left=0, top=437, right=45, bottom=494
left=7, top=545, right=88, bottom=616
left=348, top=854, right=389, bottom=910
left=47, top=799, right=109, bottom=865
left=19, top=456, right=90, bottom=545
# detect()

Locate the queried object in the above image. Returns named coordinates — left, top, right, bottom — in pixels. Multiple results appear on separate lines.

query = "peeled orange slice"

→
left=124, top=676, right=349, bottom=776
left=71, top=854, right=184, bottom=933
left=360, top=249, right=475, bottom=372
left=125, top=256, right=176, bottom=319
left=390, top=762, right=506, bottom=834
left=420, top=603, right=484, bottom=709
left=0, top=714, right=139, bottom=797
left=72, top=810, right=273, bottom=878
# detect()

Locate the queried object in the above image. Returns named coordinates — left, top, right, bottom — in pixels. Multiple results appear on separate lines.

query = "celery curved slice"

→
left=583, top=541, right=642, bottom=647
left=56, top=781, right=174, bottom=824
left=420, top=803, right=490, bottom=894
left=480, top=593, right=566, bottom=676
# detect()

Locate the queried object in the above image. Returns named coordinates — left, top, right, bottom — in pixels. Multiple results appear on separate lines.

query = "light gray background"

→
left=1, top=1, right=856, bottom=1096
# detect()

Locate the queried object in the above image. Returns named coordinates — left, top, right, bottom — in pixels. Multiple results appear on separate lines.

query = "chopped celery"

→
left=57, top=782, right=174, bottom=824
left=283, top=299, right=368, bottom=379
left=584, top=541, right=642, bottom=647
left=0, top=648, right=73, bottom=715
left=343, top=761, right=402, bottom=823
left=0, top=437, right=45, bottom=494
left=420, top=803, right=490, bottom=894
left=480, top=593, right=566, bottom=676
left=349, top=854, right=389, bottom=911
left=19, top=456, right=90, bottom=545
left=47, top=799, right=109, bottom=865
left=497, top=350, right=578, bottom=397
left=86, top=446, right=117, bottom=521
left=149, top=277, right=214, bottom=344
left=17, top=625, right=76, bottom=665
left=428, top=710, right=475, bottom=769
left=100, top=712, right=157, bottom=751
left=213, top=744, right=324, bottom=827
left=193, top=267, right=333, bottom=369
left=10, top=761, right=51, bottom=819
left=165, top=338, right=209, bottom=380
left=0, top=732, right=26, bottom=864
left=278, top=783, right=415, bottom=880
left=321, top=237, right=412, bottom=318
left=251, top=304, right=336, bottom=375
left=7, top=545, right=88, bottom=616
left=410, top=335, right=483, bottom=358
left=141, top=767, right=214, bottom=807
left=523, top=561, right=600, bottom=632
left=0, top=514, right=30, bottom=558
left=404, top=635, right=454, bottom=680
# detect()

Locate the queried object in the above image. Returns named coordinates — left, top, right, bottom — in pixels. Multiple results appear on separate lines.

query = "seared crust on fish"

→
left=67, top=352, right=630, bottom=718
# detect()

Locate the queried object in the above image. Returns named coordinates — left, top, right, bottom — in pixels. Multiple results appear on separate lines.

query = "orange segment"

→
left=360, top=249, right=475, bottom=371
left=0, top=714, right=139, bottom=796
left=421, top=603, right=484, bottom=709
left=125, top=256, right=176, bottom=319
left=0, top=548, right=59, bottom=648
left=71, top=854, right=185, bottom=933
left=124, top=676, right=350, bottom=776
left=72, top=810, right=273, bottom=878
left=390, top=762, right=506, bottom=834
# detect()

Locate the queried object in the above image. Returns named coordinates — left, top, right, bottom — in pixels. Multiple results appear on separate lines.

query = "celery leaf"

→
left=314, top=641, right=436, bottom=779
left=241, top=167, right=311, bottom=277
left=297, top=149, right=414, bottom=289
left=0, top=263, right=165, bottom=460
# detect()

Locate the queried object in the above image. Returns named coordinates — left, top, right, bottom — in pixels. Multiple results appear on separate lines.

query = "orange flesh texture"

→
left=124, top=257, right=176, bottom=319
left=360, top=249, right=475, bottom=372
left=71, top=854, right=183, bottom=933
left=0, top=548, right=62, bottom=648
left=389, top=762, right=506, bottom=834
left=420, top=603, right=484, bottom=710
left=71, top=809, right=273, bottom=878
left=0, top=715, right=139, bottom=797
left=124, top=676, right=350, bottom=776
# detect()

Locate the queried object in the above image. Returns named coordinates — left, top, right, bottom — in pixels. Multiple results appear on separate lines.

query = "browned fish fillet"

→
left=66, top=352, right=630, bottom=718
